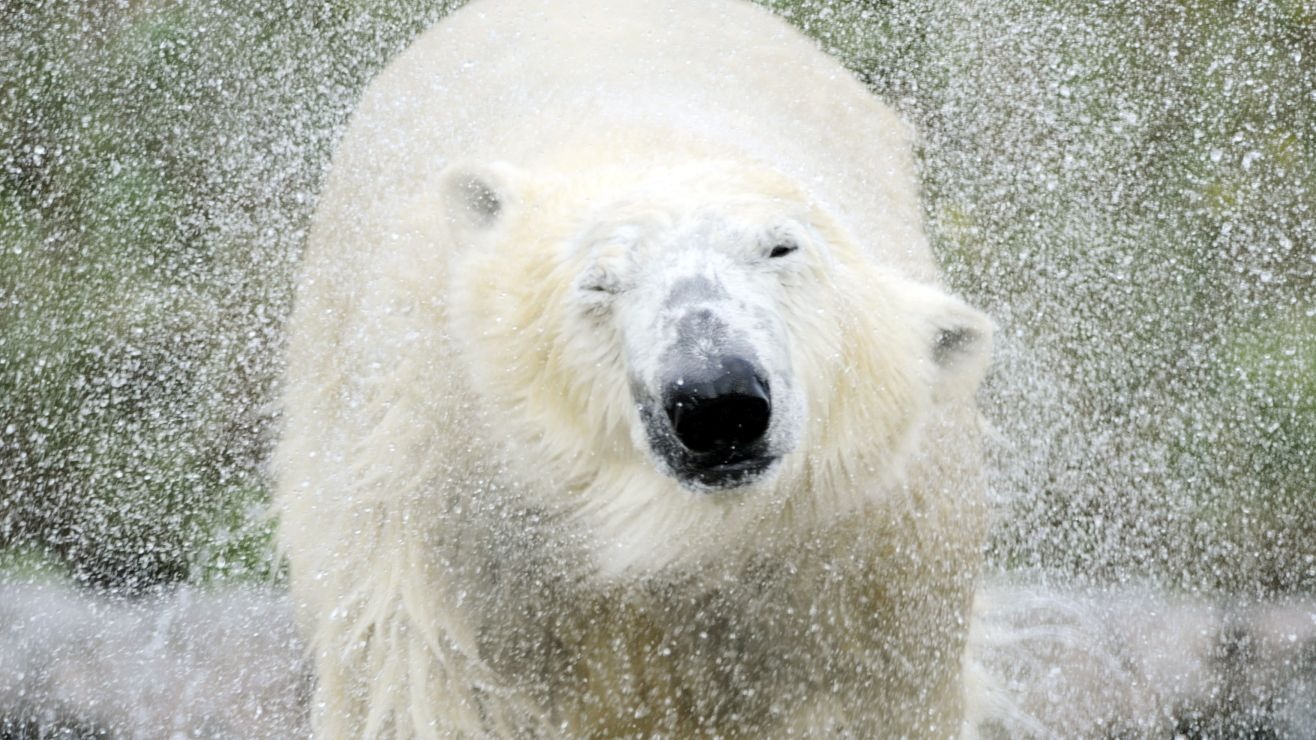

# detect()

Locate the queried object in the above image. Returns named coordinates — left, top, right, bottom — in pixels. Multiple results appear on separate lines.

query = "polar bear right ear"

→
left=438, top=161, right=523, bottom=246
left=891, top=277, right=995, bottom=402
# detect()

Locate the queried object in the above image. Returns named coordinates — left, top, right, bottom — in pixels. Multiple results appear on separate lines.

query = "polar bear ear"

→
left=438, top=161, right=523, bottom=246
left=895, top=279, right=994, bottom=401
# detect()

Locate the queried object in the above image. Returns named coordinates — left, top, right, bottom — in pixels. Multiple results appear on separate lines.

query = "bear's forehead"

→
left=576, top=218, right=756, bottom=280
left=578, top=204, right=800, bottom=253
left=662, top=274, right=728, bottom=307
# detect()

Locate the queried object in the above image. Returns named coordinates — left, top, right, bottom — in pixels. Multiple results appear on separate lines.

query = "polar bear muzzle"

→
left=664, top=353, right=772, bottom=468
left=665, top=355, right=770, bottom=454
left=636, top=308, right=783, bottom=491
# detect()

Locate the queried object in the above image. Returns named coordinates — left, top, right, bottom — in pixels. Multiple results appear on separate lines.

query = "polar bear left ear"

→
left=895, top=279, right=994, bottom=401
left=438, top=161, right=523, bottom=247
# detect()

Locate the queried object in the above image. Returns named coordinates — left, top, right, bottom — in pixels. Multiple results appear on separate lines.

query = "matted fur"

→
left=276, top=0, right=993, bottom=736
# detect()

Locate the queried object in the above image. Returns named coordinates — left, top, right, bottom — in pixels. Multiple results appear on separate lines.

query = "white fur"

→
left=277, top=0, right=993, bottom=736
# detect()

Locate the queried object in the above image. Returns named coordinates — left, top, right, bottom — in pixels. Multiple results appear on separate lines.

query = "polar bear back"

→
left=313, top=0, right=934, bottom=282
left=278, top=4, right=991, bottom=735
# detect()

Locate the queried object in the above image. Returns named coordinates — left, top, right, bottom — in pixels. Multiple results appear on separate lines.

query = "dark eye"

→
left=768, top=243, right=798, bottom=258
left=580, top=283, right=623, bottom=301
left=578, top=266, right=623, bottom=296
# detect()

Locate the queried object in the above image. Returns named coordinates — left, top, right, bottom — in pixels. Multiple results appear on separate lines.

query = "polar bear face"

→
left=440, top=159, right=991, bottom=571
left=574, top=185, right=816, bottom=492
left=442, top=162, right=827, bottom=488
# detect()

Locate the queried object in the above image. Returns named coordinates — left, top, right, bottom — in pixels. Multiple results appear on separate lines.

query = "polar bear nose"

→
left=664, top=356, right=771, bottom=457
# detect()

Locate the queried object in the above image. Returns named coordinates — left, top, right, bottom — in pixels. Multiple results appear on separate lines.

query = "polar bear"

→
left=276, top=0, right=993, bottom=736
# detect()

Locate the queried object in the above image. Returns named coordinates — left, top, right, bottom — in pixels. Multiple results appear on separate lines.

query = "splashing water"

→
left=1, top=0, right=1312, bottom=734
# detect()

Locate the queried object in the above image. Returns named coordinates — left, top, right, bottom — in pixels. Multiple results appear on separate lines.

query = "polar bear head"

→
left=438, top=157, right=991, bottom=574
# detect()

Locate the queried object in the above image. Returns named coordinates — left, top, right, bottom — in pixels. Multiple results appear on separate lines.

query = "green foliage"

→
left=1211, top=308, right=1316, bottom=592
left=0, top=0, right=460, bottom=590
left=747, top=0, right=1315, bottom=595
left=1, top=0, right=1312, bottom=595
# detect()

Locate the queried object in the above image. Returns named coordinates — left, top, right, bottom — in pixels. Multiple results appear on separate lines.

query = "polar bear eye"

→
left=768, top=242, right=798, bottom=259
left=577, top=267, right=623, bottom=297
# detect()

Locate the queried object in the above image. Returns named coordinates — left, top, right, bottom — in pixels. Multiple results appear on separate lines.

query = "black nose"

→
left=664, top=356, right=771, bottom=457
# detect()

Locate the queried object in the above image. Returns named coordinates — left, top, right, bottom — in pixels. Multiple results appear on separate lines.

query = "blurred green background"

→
left=1, top=0, right=1312, bottom=596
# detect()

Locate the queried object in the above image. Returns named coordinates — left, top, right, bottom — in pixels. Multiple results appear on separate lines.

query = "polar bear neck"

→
left=469, top=497, right=980, bottom=738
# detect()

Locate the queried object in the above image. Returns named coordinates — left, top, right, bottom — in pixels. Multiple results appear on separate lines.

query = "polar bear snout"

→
left=638, top=349, right=783, bottom=491
left=623, top=264, right=802, bottom=492
left=664, top=355, right=771, bottom=457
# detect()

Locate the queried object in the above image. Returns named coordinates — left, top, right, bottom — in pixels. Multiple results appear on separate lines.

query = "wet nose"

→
left=664, top=356, right=771, bottom=457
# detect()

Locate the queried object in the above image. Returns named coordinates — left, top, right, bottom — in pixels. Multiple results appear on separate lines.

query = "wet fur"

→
left=276, top=0, right=992, bottom=736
